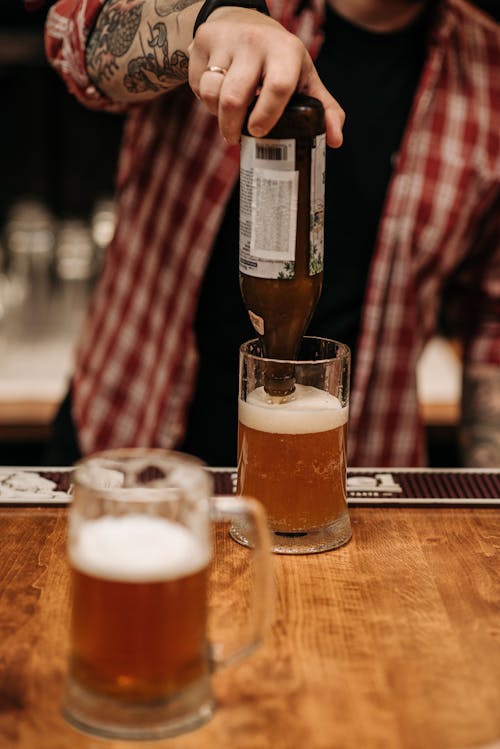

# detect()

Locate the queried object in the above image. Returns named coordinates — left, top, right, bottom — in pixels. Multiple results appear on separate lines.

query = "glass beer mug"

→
left=62, top=448, right=272, bottom=740
left=236, top=336, right=352, bottom=554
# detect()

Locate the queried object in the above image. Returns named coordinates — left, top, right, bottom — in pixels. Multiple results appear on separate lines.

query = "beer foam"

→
left=239, top=384, right=348, bottom=434
left=70, top=515, right=209, bottom=582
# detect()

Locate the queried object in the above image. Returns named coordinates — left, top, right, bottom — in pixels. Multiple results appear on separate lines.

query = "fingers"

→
left=244, top=40, right=303, bottom=138
left=298, top=65, right=346, bottom=148
left=189, top=17, right=266, bottom=143
left=190, top=56, right=260, bottom=141
left=198, top=66, right=231, bottom=117
left=188, top=9, right=345, bottom=147
left=248, top=56, right=345, bottom=148
left=215, top=57, right=265, bottom=144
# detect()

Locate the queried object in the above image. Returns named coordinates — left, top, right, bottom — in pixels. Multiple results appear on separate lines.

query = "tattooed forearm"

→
left=86, top=0, right=199, bottom=100
left=461, top=365, right=500, bottom=467
left=124, top=20, right=188, bottom=93
left=86, top=1, right=144, bottom=84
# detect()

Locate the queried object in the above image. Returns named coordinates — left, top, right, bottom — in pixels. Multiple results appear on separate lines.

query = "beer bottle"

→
left=239, top=94, right=325, bottom=396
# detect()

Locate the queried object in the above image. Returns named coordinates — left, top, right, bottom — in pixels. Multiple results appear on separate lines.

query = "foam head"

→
left=239, top=384, right=348, bottom=434
left=69, top=515, right=209, bottom=582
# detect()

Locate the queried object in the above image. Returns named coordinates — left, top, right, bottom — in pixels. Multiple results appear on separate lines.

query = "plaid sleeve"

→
left=466, top=200, right=500, bottom=368
left=44, top=0, right=128, bottom=113
left=445, top=195, right=500, bottom=369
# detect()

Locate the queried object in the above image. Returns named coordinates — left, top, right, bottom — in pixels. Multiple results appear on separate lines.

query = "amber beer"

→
left=240, top=95, right=325, bottom=396
left=63, top=449, right=272, bottom=740
left=237, top=384, right=349, bottom=533
left=68, top=515, right=210, bottom=702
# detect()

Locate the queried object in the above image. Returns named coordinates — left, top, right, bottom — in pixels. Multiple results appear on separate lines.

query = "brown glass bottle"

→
left=239, top=94, right=325, bottom=396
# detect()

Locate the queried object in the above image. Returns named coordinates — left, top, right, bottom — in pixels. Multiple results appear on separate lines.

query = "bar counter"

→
left=0, top=468, right=499, bottom=749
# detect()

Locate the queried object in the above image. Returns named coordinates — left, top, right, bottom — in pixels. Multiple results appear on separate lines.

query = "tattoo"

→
left=86, top=0, right=189, bottom=96
left=86, top=0, right=144, bottom=83
left=155, top=0, right=198, bottom=17
left=461, top=365, right=500, bottom=467
left=125, top=21, right=188, bottom=93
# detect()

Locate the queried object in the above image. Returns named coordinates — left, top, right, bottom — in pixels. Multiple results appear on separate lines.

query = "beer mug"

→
left=236, top=336, right=352, bottom=554
left=62, top=448, right=272, bottom=740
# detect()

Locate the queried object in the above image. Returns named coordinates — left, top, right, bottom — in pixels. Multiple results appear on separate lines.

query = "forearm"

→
left=85, top=0, right=203, bottom=102
left=461, top=364, right=500, bottom=467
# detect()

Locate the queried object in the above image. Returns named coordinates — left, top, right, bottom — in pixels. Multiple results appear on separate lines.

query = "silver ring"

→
left=205, top=65, right=228, bottom=76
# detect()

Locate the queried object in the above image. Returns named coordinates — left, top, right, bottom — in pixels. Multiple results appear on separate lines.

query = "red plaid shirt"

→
left=45, top=0, right=500, bottom=466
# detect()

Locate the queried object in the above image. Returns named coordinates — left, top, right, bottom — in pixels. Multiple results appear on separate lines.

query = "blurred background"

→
left=0, top=0, right=498, bottom=466
left=0, top=0, right=122, bottom=464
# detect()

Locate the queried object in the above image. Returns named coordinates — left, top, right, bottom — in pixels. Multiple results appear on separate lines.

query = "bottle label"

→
left=310, top=133, right=325, bottom=275
left=239, top=134, right=325, bottom=279
left=240, top=135, right=298, bottom=279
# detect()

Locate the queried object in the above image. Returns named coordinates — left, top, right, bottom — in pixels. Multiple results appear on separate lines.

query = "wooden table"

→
left=1, top=473, right=499, bottom=749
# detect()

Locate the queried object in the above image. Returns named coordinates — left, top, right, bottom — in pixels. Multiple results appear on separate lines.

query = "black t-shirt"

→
left=181, top=4, right=428, bottom=465
left=309, top=3, right=427, bottom=357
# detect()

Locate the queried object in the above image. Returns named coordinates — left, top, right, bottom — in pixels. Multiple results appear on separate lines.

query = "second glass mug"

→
left=62, top=448, right=272, bottom=740
left=235, top=336, right=352, bottom=554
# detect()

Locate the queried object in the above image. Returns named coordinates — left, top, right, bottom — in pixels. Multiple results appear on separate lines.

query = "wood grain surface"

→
left=0, top=507, right=499, bottom=749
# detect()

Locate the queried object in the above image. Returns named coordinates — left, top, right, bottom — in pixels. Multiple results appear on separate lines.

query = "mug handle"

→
left=208, top=495, right=273, bottom=670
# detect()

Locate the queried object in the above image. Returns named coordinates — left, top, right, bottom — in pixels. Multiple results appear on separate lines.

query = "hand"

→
left=188, top=7, right=345, bottom=147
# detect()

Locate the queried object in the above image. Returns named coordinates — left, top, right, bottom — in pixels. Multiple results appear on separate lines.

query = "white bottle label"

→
left=309, top=132, right=325, bottom=275
left=240, top=135, right=298, bottom=280
left=239, top=133, right=325, bottom=279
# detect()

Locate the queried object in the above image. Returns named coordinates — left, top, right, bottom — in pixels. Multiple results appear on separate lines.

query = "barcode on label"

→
left=256, top=144, right=289, bottom=161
